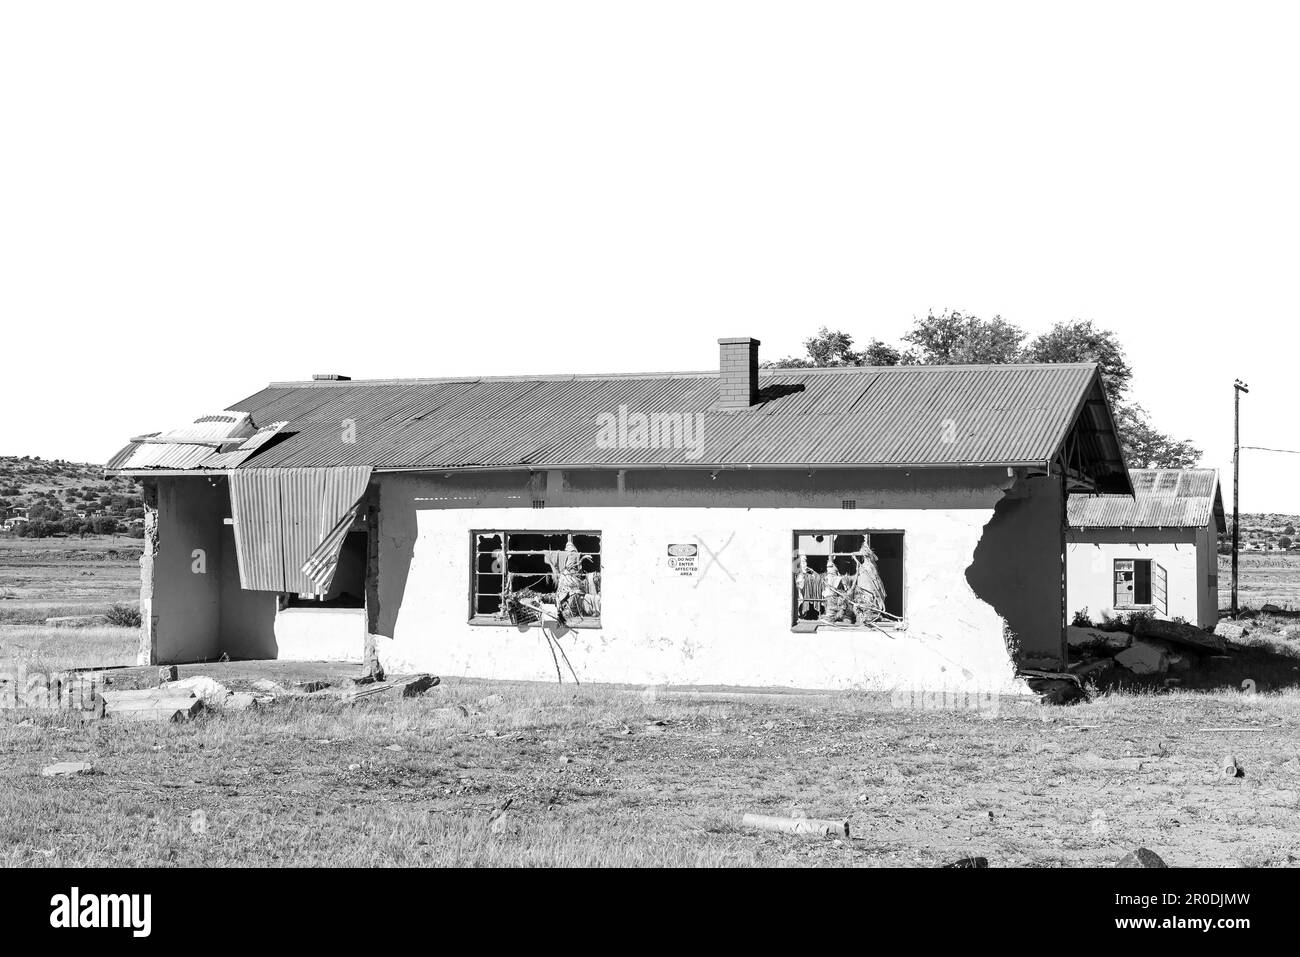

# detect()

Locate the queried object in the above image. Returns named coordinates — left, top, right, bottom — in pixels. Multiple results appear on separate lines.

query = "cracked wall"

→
left=365, top=468, right=1049, bottom=692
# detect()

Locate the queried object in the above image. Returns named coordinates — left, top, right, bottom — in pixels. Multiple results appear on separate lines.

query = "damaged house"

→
left=106, top=337, right=1131, bottom=692
left=1067, top=468, right=1225, bottom=630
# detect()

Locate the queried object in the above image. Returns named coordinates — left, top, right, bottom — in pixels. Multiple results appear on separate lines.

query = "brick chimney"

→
left=718, top=337, right=760, bottom=409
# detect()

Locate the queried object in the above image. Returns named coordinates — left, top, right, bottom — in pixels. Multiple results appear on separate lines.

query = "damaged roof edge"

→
left=1043, top=364, right=1133, bottom=495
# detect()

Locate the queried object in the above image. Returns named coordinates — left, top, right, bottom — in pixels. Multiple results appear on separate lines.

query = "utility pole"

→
left=1232, top=379, right=1249, bottom=619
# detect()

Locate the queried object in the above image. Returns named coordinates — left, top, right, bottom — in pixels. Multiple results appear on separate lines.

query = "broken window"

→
left=792, top=531, right=904, bottom=628
left=1114, top=558, right=1167, bottom=614
left=1114, top=558, right=1149, bottom=606
left=472, top=531, right=602, bottom=627
left=286, top=529, right=367, bottom=608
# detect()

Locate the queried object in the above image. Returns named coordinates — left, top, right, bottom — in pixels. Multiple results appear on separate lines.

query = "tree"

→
left=774, top=313, right=1201, bottom=468
left=1111, top=403, right=1201, bottom=469
left=1280, top=536, right=1293, bottom=549
left=768, top=328, right=911, bottom=368
left=1022, top=319, right=1132, bottom=405
left=27, top=503, right=62, bottom=522
left=903, top=310, right=1024, bottom=364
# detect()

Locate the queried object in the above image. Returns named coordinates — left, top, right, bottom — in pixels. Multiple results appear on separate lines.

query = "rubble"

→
left=1215, top=622, right=1249, bottom=641
left=1220, top=753, right=1244, bottom=779
left=741, top=813, right=849, bottom=837
left=163, top=675, right=229, bottom=706
left=943, top=856, right=988, bottom=868
left=41, top=761, right=93, bottom=777
left=44, top=615, right=108, bottom=628
left=102, top=689, right=204, bottom=723
left=1132, top=617, right=1225, bottom=654
left=347, top=674, right=439, bottom=701
left=1069, top=659, right=1113, bottom=682
left=1117, top=847, right=1167, bottom=868
left=487, top=799, right=513, bottom=835
left=1066, top=626, right=1132, bottom=655
left=1023, top=675, right=1086, bottom=705
left=1114, top=638, right=1174, bottom=675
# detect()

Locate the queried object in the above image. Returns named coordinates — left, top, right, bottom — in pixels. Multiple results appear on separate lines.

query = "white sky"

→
left=2, top=2, right=1296, bottom=510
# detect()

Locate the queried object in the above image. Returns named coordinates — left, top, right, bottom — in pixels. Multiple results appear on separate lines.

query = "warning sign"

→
left=667, top=543, right=699, bottom=576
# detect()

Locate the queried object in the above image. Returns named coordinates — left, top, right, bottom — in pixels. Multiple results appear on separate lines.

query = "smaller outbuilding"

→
left=1066, top=468, right=1225, bottom=630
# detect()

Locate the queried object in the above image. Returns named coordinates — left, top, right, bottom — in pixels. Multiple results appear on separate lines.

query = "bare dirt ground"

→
left=1, top=537, right=1299, bottom=867
left=3, top=668, right=1298, bottom=867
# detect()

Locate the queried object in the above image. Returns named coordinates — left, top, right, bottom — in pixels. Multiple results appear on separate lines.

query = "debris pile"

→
left=741, top=812, right=849, bottom=838
left=1063, top=618, right=1229, bottom=682
left=102, top=688, right=204, bottom=723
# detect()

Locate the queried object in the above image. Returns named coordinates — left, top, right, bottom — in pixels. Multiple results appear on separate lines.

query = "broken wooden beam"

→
left=102, top=689, right=203, bottom=722
left=741, top=813, right=849, bottom=838
left=347, top=674, right=439, bottom=701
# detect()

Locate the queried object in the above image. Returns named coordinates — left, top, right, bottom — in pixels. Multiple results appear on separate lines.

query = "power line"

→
left=1241, top=445, right=1300, bottom=455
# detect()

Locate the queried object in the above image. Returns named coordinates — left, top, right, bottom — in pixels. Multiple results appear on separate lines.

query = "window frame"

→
left=1114, top=557, right=1155, bottom=608
left=791, top=529, right=906, bottom=632
left=468, top=528, right=603, bottom=629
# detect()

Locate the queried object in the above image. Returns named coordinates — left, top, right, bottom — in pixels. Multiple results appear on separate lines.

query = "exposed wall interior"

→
left=141, top=476, right=278, bottom=664
left=965, top=473, right=1066, bottom=667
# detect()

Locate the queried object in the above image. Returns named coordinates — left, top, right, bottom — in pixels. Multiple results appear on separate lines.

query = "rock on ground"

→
left=1117, top=847, right=1167, bottom=868
left=1132, top=617, right=1225, bottom=654
left=1215, top=621, right=1249, bottom=641
left=1066, top=626, right=1132, bottom=656
left=42, top=761, right=92, bottom=777
left=1114, top=637, right=1174, bottom=675
left=163, top=675, right=230, bottom=706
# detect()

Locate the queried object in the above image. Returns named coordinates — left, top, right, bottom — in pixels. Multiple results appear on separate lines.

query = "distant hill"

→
left=0, top=456, right=142, bottom=537
left=1221, top=512, right=1300, bottom=553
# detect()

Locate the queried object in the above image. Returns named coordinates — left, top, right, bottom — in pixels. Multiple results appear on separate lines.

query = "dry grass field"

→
left=1220, top=552, right=1300, bottom=611
left=3, top=672, right=1300, bottom=867
left=0, top=537, right=139, bottom=671
left=2, top=536, right=1300, bottom=867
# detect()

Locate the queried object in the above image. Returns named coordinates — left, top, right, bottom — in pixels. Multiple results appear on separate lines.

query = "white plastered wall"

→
left=1066, top=528, right=1210, bottom=628
left=378, top=504, right=1028, bottom=694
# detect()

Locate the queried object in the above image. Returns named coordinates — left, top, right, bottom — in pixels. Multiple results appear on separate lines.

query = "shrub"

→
left=105, top=603, right=142, bottom=628
left=1071, top=608, right=1094, bottom=628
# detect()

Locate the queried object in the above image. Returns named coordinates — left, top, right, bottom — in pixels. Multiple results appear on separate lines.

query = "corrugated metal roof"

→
left=105, top=412, right=254, bottom=470
left=1068, top=469, right=1224, bottom=530
left=109, top=363, right=1125, bottom=480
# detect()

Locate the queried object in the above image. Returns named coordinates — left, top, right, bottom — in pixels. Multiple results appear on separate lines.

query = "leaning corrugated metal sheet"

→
left=228, top=467, right=373, bottom=593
